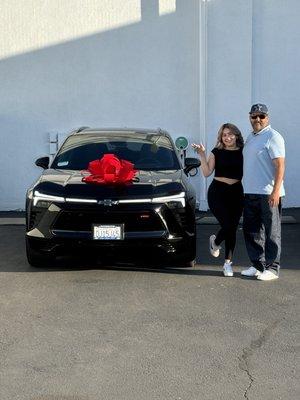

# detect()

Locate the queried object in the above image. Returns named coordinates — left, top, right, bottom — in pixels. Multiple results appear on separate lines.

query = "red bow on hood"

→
left=82, top=154, right=137, bottom=185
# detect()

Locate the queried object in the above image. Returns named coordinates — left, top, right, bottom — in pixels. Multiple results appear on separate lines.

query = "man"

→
left=241, top=103, right=285, bottom=281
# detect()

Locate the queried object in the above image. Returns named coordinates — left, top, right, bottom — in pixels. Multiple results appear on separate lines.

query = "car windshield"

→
left=51, top=133, right=181, bottom=171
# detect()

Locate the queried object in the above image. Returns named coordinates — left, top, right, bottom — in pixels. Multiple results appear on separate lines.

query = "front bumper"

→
left=26, top=200, right=196, bottom=262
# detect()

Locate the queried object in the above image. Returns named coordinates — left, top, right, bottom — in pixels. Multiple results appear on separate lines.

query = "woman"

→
left=192, top=123, right=244, bottom=277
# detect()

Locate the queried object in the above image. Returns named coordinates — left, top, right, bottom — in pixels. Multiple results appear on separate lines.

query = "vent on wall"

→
left=48, top=132, right=69, bottom=157
left=49, top=132, right=58, bottom=156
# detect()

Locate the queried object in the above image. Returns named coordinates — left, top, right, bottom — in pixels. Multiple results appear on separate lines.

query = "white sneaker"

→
left=241, top=266, right=262, bottom=277
left=223, top=261, right=233, bottom=277
left=209, top=235, right=221, bottom=257
left=257, top=269, right=279, bottom=281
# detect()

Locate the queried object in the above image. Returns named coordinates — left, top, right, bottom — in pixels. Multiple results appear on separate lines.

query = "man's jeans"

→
left=243, top=194, right=282, bottom=273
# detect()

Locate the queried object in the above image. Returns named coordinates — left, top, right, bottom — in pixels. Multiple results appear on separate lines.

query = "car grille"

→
left=52, top=209, right=164, bottom=232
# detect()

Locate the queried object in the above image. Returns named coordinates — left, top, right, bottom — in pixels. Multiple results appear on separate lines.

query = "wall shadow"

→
left=0, top=0, right=200, bottom=210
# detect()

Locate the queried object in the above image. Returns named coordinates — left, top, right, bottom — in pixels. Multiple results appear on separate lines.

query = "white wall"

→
left=0, top=0, right=299, bottom=210
left=0, top=0, right=202, bottom=210
left=205, top=0, right=300, bottom=208
left=204, top=0, right=253, bottom=209
left=251, top=0, right=300, bottom=207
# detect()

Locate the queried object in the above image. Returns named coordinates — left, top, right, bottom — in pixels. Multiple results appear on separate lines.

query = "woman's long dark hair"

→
left=216, top=123, right=244, bottom=149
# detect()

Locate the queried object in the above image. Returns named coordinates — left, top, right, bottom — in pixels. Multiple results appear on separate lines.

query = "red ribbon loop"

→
left=82, top=154, right=137, bottom=185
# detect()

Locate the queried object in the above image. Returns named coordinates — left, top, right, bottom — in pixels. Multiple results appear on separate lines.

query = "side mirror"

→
left=184, top=157, right=201, bottom=174
left=35, top=156, right=50, bottom=169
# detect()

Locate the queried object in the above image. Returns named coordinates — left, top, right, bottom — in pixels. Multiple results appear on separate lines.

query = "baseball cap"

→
left=249, top=103, right=269, bottom=114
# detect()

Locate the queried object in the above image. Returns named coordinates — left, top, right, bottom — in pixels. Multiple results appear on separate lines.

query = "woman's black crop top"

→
left=211, top=147, right=243, bottom=180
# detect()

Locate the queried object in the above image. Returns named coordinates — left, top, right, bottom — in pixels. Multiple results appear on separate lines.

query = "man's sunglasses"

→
left=250, top=114, right=267, bottom=120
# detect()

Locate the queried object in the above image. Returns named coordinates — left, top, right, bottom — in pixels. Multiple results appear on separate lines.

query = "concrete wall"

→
left=0, top=0, right=299, bottom=210
left=0, top=0, right=201, bottom=210
left=206, top=0, right=300, bottom=208
left=251, top=0, right=300, bottom=207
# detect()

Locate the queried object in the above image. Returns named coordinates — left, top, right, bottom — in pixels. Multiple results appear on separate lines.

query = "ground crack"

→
left=238, top=321, right=279, bottom=399
left=238, top=351, right=255, bottom=399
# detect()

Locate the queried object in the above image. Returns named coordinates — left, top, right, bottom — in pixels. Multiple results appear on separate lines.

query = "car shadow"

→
left=21, top=256, right=245, bottom=278
left=1, top=225, right=299, bottom=274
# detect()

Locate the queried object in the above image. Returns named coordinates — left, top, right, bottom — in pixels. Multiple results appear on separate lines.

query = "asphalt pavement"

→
left=0, top=209, right=299, bottom=399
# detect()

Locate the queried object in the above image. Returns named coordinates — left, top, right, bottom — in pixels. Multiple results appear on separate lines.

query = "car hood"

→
left=33, top=169, right=186, bottom=199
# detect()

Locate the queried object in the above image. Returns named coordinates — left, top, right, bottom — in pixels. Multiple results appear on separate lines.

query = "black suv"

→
left=26, top=128, right=200, bottom=267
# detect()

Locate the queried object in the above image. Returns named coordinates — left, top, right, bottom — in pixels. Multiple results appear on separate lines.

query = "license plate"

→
left=92, top=224, right=124, bottom=240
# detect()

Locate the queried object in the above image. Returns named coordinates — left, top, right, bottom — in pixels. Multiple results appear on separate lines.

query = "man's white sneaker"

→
left=209, top=235, right=221, bottom=257
left=223, top=261, right=233, bottom=277
left=257, top=269, right=279, bottom=281
left=241, top=266, right=262, bottom=277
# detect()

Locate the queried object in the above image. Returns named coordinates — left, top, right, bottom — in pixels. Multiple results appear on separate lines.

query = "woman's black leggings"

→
left=207, top=179, right=244, bottom=260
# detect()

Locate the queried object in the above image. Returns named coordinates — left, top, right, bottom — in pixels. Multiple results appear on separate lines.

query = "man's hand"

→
left=268, top=190, right=280, bottom=207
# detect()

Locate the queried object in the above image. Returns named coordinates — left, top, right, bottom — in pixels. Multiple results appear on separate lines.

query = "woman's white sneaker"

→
left=223, top=261, right=233, bottom=277
left=209, top=235, right=221, bottom=257
left=241, top=266, right=262, bottom=277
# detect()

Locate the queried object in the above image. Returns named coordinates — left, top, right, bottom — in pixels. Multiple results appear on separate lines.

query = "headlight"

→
left=33, top=190, right=65, bottom=207
left=32, top=190, right=186, bottom=207
left=152, top=192, right=186, bottom=207
left=118, top=192, right=186, bottom=207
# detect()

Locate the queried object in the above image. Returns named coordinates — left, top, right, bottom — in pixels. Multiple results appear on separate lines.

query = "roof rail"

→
left=157, top=127, right=168, bottom=136
left=75, top=126, right=89, bottom=133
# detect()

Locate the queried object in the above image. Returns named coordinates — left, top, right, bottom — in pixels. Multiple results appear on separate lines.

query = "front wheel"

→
left=26, top=237, right=55, bottom=268
left=184, top=259, right=196, bottom=268
left=174, top=259, right=196, bottom=268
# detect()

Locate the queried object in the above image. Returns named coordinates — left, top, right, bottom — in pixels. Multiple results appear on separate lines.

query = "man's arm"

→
left=269, top=157, right=285, bottom=207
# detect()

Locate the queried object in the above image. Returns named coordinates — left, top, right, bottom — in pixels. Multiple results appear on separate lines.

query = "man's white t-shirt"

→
left=243, top=125, right=285, bottom=196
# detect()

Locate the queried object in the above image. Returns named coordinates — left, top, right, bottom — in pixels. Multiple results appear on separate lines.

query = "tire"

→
left=176, top=259, right=196, bottom=268
left=165, top=255, right=196, bottom=268
left=185, top=259, right=196, bottom=268
left=26, top=237, right=55, bottom=268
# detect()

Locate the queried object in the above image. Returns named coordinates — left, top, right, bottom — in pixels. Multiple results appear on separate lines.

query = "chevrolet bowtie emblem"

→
left=98, top=199, right=119, bottom=206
